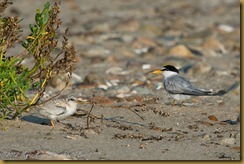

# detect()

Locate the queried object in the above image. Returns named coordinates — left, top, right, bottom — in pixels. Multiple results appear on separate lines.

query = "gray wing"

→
left=164, top=75, right=212, bottom=96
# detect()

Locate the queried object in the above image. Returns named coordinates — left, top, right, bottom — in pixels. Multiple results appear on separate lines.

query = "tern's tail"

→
left=185, top=86, right=214, bottom=96
left=201, top=89, right=227, bottom=96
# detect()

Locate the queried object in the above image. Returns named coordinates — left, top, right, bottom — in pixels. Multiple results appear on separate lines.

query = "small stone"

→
left=132, top=37, right=158, bottom=54
left=116, top=93, right=132, bottom=98
left=220, top=137, right=236, bottom=146
left=83, top=72, right=106, bottom=85
left=202, top=134, right=211, bottom=141
left=116, top=19, right=140, bottom=32
left=231, top=146, right=240, bottom=151
left=106, top=67, right=131, bottom=75
left=141, top=24, right=162, bottom=36
left=97, top=84, right=109, bottom=90
left=168, top=44, right=197, bottom=58
left=218, top=24, right=234, bottom=33
left=188, top=62, right=212, bottom=75
left=202, top=37, right=227, bottom=54
left=91, top=96, right=113, bottom=104
left=132, top=87, right=152, bottom=95
left=48, top=73, right=70, bottom=90
left=208, top=115, right=218, bottom=121
left=86, top=46, right=111, bottom=57
left=117, top=86, right=130, bottom=93
left=82, top=129, right=97, bottom=135
left=142, top=64, right=151, bottom=70
left=65, top=135, right=79, bottom=140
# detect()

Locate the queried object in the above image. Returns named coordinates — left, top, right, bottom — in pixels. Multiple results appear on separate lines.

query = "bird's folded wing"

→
left=164, top=76, right=211, bottom=96
left=38, top=102, right=67, bottom=116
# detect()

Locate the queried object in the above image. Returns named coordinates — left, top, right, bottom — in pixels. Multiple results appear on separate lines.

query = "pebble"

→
left=82, top=129, right=97, bottom=136
left=155, top=83, right=163, bottom=90
left=220, top=137, right=236, bottom=146
left=48, top=73, right=70, bottom=90
left=83, top=72, right=106, bottom=85
left=116, top=19, right=140, bottom=32
left=187, top=62, right=212, bottom=75
left=218, top=24, right=234, bottom=33
left=142, top=64, right=151, bottom=70
left=132, top=37, right=158, bottom=54
left=202, top=134, right=211, bottom=141
left=106, top=67, right=131, bottom=75
left=117, top=86, right=130, bottom=93
left=131, top=87, right=152, bottom=95
left=202, top=37, right=227, bottom=54
left=86, top=46, right=111, bottom=57
left=168, top=44, right=197, bottom=58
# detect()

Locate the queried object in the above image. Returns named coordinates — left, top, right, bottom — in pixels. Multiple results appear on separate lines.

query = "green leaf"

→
left=35, top=12, right=42, bottom=27
left=41, top=9, right=49, bottom=25
left=29, top=24, right=38, bottom=34
left=22, top=41, right=28, bottom=49
left=44, top=2, right=50, bottom=9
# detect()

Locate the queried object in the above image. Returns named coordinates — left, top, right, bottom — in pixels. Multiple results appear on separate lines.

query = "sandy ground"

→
left=0, top=0, right=240, bottom=160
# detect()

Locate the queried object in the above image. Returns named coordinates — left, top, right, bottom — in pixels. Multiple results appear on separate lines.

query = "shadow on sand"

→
left=21, top=115, right=50, bottom=126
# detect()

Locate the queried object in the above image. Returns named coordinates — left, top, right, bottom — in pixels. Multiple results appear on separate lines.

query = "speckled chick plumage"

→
left=37, top=95, right=78, bottom=127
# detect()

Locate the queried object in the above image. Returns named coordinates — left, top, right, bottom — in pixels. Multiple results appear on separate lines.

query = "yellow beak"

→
left=150, top=69, right=163, bottom=74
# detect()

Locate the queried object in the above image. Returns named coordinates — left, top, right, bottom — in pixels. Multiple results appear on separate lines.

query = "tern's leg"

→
left=180, top=101, right=184, bottom=107
left=50, top=120, right=55, bottom=128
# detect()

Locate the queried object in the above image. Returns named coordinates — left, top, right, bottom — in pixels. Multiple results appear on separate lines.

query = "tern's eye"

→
left=70, top=97, right=77, bottom=101
left=67, top=95, right=76, bottom=101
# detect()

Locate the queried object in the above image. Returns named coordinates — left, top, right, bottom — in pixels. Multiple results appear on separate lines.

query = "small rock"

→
left=65, top=135, right=80, bottom=140
left=86, top=46, right=111, bottom=57
left=202, top=134, right=211, bottom=141
left=116, top=19, right=140, bottom=32
left=141, top=24, right=162, bottom=36
left=82, top=129, right=97, bottom=136
left=117, top=86, right=130, bottom=93
left=97, top=84, right=109, bottom=90
left=155, top=82, right=163, bottom=90
left=134, top=47, right=149, bottom=54
left=168, top=44, right=197, bottom=58
left=142, top=64, right=151, bottom=70
left=159, top=35, right=180, bottom=47
left=218, top=24, right=234, bottom=33
left=220, top=137, right=236, bottom=146
left=231, top=146, right=240, bottom=151
left=48, top=73, right=71, bottom=90
left=132, top=87, right=152, bottom=95
left=71, top=72, right=82, bottom=81
left=202, top=37, right=227, bottom=54
left=106, top=67, right=131, bottom=75
left=91, top=96, right=113, bottom=104
left=132, top=37, right=158, bottom=54
left=116, top=93, right=132, bottom=98
left=188, top=62, right=212, bottom=75
left=83, top=72, right=106, bottom=85
left=90, top=22, right=110, bottom=32
left=208, top=115, right=218, bottom=121
left=121, top=34, right=134, bottom=42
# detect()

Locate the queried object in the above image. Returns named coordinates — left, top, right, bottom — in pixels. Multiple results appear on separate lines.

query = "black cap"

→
left=161, top=65, right=179, bottom=74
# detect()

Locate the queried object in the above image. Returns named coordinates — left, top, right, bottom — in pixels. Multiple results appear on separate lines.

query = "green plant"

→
left=0, top=1, right=77, bottom=120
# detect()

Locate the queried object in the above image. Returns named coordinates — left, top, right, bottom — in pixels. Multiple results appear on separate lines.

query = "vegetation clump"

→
left=0, top=0, right=77, bottom=120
